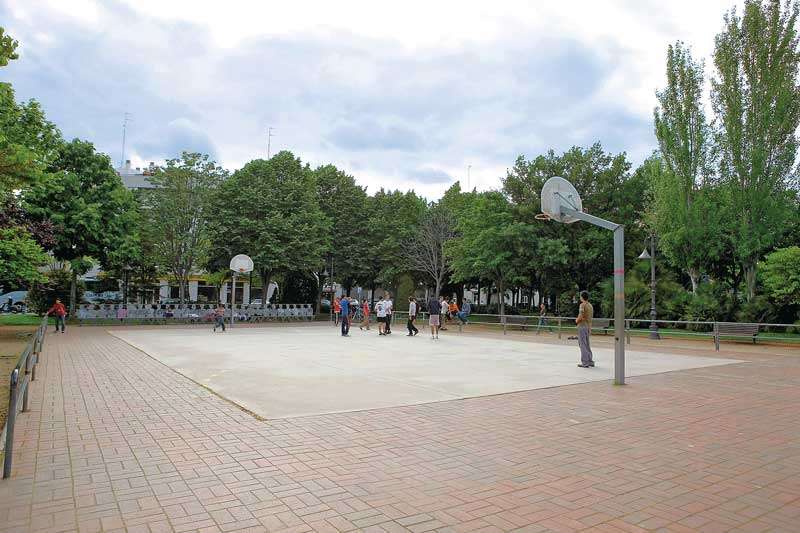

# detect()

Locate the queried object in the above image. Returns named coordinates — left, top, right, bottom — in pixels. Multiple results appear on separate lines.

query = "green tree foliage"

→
left=652, top=42, right=725, bottom=292
left=760, top=246, right=800, bottom=307
left=314, top=164, right=368, bottom=298
left=712, top=0, right=800, bottom=300
left=0, top=226, right=48, bottom=286
left=363, top=189, right=426, bottom=294
left=25, top=139, right=135, bottom=315
left=502, top=143, right=646, bottom=310
left=0, top=27, right=18, bottom=66
left=26, top=267, right=85, bottom=315
left=208, top=151, right=327, bottom=307
left=144, top=152, right=226, bottom=305
left=449, top=191, right=529, bottom=316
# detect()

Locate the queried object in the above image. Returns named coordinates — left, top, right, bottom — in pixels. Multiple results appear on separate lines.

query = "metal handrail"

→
left=391, top=311, right=799, bottom=346
left=3, top=315, right=48, bottom=479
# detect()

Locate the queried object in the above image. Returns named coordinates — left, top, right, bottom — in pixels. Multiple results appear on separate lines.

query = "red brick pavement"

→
left=1, top=327, right=799, bottom=532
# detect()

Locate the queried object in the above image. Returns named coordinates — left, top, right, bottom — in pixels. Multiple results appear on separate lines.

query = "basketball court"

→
left=110, top=324, right=743, bottom=419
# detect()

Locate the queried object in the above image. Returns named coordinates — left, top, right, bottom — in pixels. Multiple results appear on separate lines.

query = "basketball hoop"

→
left=229, top=254, right=254, bottom=274
left=534, top=213, right=552, bottom=221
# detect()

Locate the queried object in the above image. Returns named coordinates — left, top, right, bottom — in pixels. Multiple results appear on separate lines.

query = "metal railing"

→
left=391, top=311, right=799, bottom=348
left=3, top=315, right=48, bottom=479
left=76, top=303, right=315, bottom=325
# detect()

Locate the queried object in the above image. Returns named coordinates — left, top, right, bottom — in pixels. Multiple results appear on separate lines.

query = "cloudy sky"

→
left=2, top=0, right=736, bottom=199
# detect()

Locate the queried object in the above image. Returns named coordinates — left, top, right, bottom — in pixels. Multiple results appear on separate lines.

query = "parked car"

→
left=0, top=291, right=28, bottom=313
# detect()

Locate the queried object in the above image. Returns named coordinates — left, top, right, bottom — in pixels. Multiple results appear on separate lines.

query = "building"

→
left=116, top=160, right=157, bottom=190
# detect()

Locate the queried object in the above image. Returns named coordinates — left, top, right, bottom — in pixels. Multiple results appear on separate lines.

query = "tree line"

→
left=1, top=0, right=799, bottom=324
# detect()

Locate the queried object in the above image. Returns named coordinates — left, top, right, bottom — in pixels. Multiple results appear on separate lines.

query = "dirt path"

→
left=0, top=326, right=34, bottom=431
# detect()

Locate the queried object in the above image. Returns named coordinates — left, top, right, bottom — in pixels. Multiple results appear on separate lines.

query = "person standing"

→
left=375, top=297, right=387, bottom=335
left=576, top=290, right=595, bottom=367
left=383, top=293, right=394, bottom=334
left=439, top=296, right=449, bottom=330
left=46, top=298, right=67, bottom=333
left=213, top=304, right=226, bottom=332
left=407, top=296, right=419, bottom=336
left=537, top=302, right=553, bottom=334
left=333, top=297, right=341, bottom=326
left=359, top=298, right=371, bottom=330
left=428, top=295, right=441, bottom=339
left=340, top=296, right=351, bottom=337
left=457, top=298, right=471, bottom=324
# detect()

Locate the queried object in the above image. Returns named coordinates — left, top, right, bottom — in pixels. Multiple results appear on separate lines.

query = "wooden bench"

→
left=505, top=315, right=532, bottom=331
left=714, top=322, right=759, bottom=350
left=592, top=318, right=613, bottom=335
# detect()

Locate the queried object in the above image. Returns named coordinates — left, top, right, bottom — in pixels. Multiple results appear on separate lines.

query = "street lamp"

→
left=123, top=264, right=132, bottom=307
left=638, top=234, right=660, bottom=340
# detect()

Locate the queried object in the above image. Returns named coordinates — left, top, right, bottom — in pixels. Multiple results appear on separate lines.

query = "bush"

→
left=682, top=282, right=736, bottom=328
left=26, top=269, right=85, bottom=314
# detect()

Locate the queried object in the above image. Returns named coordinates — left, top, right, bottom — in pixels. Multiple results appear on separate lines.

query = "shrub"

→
left=26, top=269, right=85, bottom=315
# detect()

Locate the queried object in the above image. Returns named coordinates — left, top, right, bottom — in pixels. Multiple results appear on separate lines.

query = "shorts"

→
left=430, top=315, right=440, bottom=326
left=377, top=316, right=386, bottom=323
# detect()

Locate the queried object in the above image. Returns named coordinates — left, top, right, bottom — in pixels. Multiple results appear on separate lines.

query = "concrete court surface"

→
left=111, top=324, right=743, bottom=419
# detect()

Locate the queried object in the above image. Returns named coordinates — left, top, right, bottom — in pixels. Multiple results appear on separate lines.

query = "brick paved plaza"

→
left=1, top=325, right=799, bottom=532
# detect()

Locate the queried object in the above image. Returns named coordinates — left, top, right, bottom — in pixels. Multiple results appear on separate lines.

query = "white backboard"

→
left=230, top=254, right=254, bottom=273
left=540, top=176, right=583, bottom=224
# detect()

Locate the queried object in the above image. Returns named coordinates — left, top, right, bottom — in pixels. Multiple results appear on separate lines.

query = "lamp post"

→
left=123, top=264, right=132, bottom=307
left=638, top=234, right=660, bottom=340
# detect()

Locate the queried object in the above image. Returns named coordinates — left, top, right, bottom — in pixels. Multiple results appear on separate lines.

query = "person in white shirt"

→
left=383, top=293, right=394, bottom=334
left=406, top=296, right=419, bottom=336
left=375, top=299, right=387, bottom=335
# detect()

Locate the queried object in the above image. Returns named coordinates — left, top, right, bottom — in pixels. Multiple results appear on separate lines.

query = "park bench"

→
left=505, top=315, right=532, bottom=331
left=714, top=322, right=759, bottom=350
left=592, top=318, right=613, bottom=335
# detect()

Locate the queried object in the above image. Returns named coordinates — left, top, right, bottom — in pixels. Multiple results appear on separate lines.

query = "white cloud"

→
left=2, top=0, right=740, bottom=199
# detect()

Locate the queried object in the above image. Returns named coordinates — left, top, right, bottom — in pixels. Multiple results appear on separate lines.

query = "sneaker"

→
left=578, top=363, right=589, bottom=368
left=406, top=334, right=414, bottom=336
left=588, top=362, right=595, bottom=367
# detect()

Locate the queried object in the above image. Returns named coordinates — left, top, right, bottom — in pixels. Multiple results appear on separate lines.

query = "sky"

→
left=1, top=0, right=738, bottom=199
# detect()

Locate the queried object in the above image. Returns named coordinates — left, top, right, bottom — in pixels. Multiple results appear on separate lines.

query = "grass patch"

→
left=0, top=315, right=53, bottom=326
left=0, top=325, right=35, bottom=435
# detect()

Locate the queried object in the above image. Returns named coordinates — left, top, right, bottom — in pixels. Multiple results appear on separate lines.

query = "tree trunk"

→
left=498, top=278, right=505, bottom=317
left=434, top=278, right=441, bottom=298
left=178, top=275, right=185, bottom=306
left=69, top=269, right=77, bottom=318
left=687, top=267, right=699, bottom=294
left=744, top=261, right=757, bottom=302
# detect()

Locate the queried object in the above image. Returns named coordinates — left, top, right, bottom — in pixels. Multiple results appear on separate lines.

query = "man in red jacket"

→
left=46, top=298, right=67, bottom=333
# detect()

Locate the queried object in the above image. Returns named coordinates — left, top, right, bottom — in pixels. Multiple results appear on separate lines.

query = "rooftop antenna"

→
left=120, top=112, right=132, bottom=169
left=267, top=126, right=275, bottom=158
left=467, top=164, right=472, bottom=190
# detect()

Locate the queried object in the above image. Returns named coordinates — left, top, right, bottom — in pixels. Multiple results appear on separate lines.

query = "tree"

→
left=314, top=164, right=368, bottom=308
left=207, top=151, right=327, bottom=307
left=144, top=152, right=226, bottom=305
left=403, top=205, right=455, bottom=297
left=449, top=191, right=528, bottom=316
left=760, top=246, right=800, bottom=307
left=25, top=139, right=135, bottom=316
left=0, top=27, right=18, bottom=66
left=712, top=0, right=800, bottom=300
left=0, top=226, right=48, bottom=287
left=363, top=189, right=426, bottom=297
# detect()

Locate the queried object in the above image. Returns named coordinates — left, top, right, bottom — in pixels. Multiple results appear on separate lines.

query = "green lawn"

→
left=0, top=315, right=52, bottom=326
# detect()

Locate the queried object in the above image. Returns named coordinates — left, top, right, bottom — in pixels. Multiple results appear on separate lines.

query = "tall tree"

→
left=25, top=139, right=136, bottom=315
left=712, top=0, right=800, bottom=300
left=144, top=152, right=226, bottom=305
left=208, top=151, right=328, bottom=307
left=403, top=205, right=455, bottom=297
left=449, top=191, right=528, bottom=316
left=314, top=164, right=368, bottom=307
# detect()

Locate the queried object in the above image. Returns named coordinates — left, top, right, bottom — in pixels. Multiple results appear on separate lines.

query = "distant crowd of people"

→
left=332, top=293, right=472, bottom=339
left=331, top=290, right=595, bottom=366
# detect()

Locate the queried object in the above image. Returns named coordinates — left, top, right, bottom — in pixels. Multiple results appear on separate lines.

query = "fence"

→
left=391, top=311, right=799, bottom=349
left=2, top=315, right=47, bottom=479
left=76, top=303, right=315, bottom=325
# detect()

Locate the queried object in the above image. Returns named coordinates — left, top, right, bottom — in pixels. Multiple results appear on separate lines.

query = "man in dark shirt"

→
left=340, top=296, right=351, bottom=337
left=428, top=296, right=441, bottom=339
